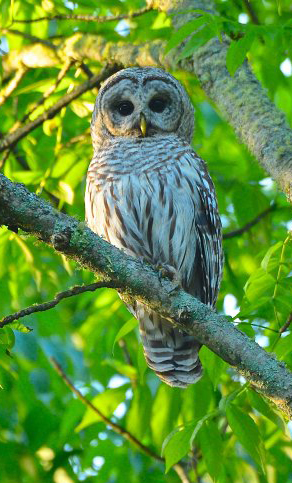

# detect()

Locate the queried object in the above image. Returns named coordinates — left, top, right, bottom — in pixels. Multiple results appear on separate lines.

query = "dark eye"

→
left=149, top=97, right=167, bottom=113
left=115, top=101, right=134, bottom=116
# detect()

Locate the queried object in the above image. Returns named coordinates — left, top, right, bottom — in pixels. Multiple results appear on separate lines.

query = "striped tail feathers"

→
left=137, top=304, right=202, bottom=388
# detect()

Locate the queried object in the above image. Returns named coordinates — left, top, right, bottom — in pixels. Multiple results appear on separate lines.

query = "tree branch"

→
left=0, top=65, right=28, bottom=107
left=4, top=59, right=74, bottom=151
left=11, top=6, right=152, bottom=24
left=242, top=0, right=260, bottom=25
left=0, top=64, right=120, bottom=152
left=223, top=203, right=277, bottom=239
left=51, top=357, right=191, bottom=483
left=20, top=59, right=74, bottom=124
left=1, top=172, right=292, bottom=418
left=0, top=281, right=118, bottom=328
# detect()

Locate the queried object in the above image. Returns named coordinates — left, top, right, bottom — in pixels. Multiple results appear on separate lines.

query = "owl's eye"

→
left=115, top=101, right=134, bottom=116
left=149, top=97, right=167, bottom=113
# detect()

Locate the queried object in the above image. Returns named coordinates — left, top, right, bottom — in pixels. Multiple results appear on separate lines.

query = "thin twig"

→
left=7, top=59, right=74, bottom=138
left=51, top=357, right=191, bottom=483
left=271, top=310, right=292, bottom=352
left=0, top=149, right=11, bottom=170
left=242, top=0, right=260, bottom=25
left=20, top=59, right=74, bottom=125
left=279, top=312, right=292, bottom=334
left=272, top=234, right=291, bottom=329
left=0, top=281, right=118, bottom=328
left=11, top=6, right=152, bottom=24
left=60, top=130, right=91, bottom=149
left=223, top=204, right=277, bottom=239
left=0, top=28, right=55, bottom=47
left=0, top=65, right=28, bottom=107
left=78, top=62, right=94, bottom=79
left=0, top=64, right=120, bottom=153
left=118, top=339, right=133, bottom=366
left=234, top=321, right=280, bottom=333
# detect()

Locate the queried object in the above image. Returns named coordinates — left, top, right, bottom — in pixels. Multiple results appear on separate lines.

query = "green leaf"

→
left=137, top=342, right=148, bottom=384
left=190, top=410, right=219, bottom=446
left=76, top=385, right=128, bottom=431
left=162, top=424, right=195, bottom=473
left=178, top=25, right=214, bottom=60
left=226, top=32, right=255, bottom=76
left=0, top=327, right=15, bottom=349
left=11, top=171, right=44, bottom=184
left=247, top=390, right=288, bottom=435
left=200, top=346, right=227, bottom=388
left=244, top=268, right=275, bottom=303
left=102, top=358, right=137, bottom=380
left=165, top=16, right=207, bottom=54
left=24, top=402, right=58, bottom=451
left=8, top=321, right=32, bottom=333
left=112, top=317, right=138, bottom=353
left=261, top=241, right=283, bottom=271
left=126, top=385, right=152, bottom=440
left=274, top=333, right=292, bottom=359
left=151, top=385, right=181, bottom=448
left=70, top=100, right=93, bottom=118
left=58, top=399, right=85, bottom=443
left=199, top=419, right=223, bottom=481
left=226, top=405, right=266, bottom=472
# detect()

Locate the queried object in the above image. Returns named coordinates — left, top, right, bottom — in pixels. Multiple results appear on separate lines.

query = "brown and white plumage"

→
left=85, top=67, right=223, bottom=388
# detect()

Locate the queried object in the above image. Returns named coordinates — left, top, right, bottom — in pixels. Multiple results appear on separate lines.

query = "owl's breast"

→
left=85, top=138, right=205, bottom=291
left=87, top=135, right=191, bottom=178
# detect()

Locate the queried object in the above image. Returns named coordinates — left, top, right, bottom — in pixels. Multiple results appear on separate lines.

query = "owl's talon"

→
left=151, top=262, right=182, bottom=289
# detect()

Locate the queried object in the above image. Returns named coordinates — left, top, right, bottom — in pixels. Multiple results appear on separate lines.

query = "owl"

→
left=85, top=67, right=223, bottom=388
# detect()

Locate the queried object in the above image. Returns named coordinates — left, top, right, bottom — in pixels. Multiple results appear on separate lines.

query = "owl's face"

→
left=91, top=67, right=195, bottom=145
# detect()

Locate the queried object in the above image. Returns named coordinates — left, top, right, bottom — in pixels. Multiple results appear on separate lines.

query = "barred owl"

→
left=85, top=67, right=223, bottom=388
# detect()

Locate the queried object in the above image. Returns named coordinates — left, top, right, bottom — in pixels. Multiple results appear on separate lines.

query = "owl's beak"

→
left=139, top=113, right=147, bottom=137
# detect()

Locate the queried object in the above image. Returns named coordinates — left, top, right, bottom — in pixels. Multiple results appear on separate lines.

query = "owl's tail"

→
left=138, top=307, right=202, bottom=388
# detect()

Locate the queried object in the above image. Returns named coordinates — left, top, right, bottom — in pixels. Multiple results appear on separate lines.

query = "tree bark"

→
left=1, top=172, right=292, bottom=419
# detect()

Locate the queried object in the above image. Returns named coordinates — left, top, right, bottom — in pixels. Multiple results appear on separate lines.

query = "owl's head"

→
left=91, top=67, right=195, bottom=146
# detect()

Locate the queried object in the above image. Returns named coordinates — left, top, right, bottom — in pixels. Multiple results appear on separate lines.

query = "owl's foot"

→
left=152, top=263, right=182, bottom=292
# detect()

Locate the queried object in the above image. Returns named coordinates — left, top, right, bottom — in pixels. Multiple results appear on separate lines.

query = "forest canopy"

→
left=0, top=1, right=292, bottom=482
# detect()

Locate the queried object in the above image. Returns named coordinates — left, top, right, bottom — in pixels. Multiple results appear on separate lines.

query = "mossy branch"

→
left=1, top=171, right=292, bottom=419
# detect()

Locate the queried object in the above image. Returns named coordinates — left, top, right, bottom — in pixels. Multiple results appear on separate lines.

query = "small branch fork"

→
left=51, top=357, right=191, bottom=483
left=10, top=6, right=152, bottom=24
left=0, top=281, right=118, bottom=328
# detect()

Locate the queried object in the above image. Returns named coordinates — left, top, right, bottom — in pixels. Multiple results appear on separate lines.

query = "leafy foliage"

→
left=0, top=0, right=292, bottom=482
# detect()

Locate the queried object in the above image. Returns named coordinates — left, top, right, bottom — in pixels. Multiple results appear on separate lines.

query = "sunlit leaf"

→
left=226, top=32, right=255, bottom=76
left=226, top=405, right=266, bottom=472
left=112, top=317, right=138, bottom=353
left=199, top=419, right=223, bottom=480
left=163, top=424, right=195, bottom=472
left=76, top=385, right=129, bottom=431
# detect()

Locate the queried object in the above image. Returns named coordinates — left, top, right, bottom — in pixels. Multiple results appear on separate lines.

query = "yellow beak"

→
left=140, top=113, right=147, bottom=137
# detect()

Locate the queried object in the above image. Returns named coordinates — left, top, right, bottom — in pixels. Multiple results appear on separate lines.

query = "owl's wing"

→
left=179, top=151, right=223, bottom=307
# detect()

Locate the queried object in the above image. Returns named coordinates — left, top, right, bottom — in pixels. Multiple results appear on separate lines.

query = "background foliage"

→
left=0, top=0, right=291, bottom=482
